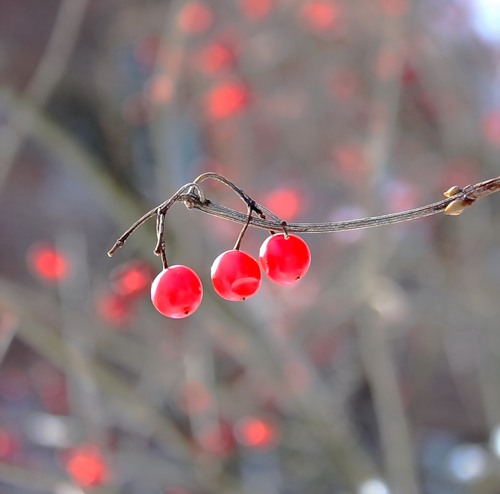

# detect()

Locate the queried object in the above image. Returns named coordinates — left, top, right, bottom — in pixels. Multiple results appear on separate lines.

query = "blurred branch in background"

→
left=0, top=0, right=88, bottom=189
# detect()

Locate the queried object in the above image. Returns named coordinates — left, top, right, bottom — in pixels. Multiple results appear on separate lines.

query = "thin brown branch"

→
left=191, top=176, right=500, bottom=232
left=107, top=174, right=500, bottom=257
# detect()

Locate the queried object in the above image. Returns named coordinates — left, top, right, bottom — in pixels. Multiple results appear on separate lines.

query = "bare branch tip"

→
left=107, top=241, right=124, bottom=257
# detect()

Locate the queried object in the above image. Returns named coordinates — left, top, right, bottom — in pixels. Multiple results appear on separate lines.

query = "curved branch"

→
left=108, top=175, right=500, bottom=257
left=187, top=176, right=500, bottom=232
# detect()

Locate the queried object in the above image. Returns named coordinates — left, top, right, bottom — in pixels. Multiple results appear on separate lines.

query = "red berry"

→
left=234, top=416, right=277, bottom=448
left=211, top=250, right=261, bottom=301
left=27, top=242, right=70, bottom=282
left=197, top=420, right=235, bottom=456
left=178, top=1, right=213, bottom=35
left=0, top=428, right=20, bottom=461
left=300, top=0, right=341, bottom=32
left=263, top=186, right=303, bottom=221
left=259, top=234, right=311, bottom=285
left=96, top=290, right=133, bottom=327
left=65, top=444, right=108, bottom=487
left=204, top=81, right=249, bottom=119
left=110, top=260, right=154, bottom=297
left=239, top=0, right=273, bottom=19
left=151, top=266, right=203, bottom=318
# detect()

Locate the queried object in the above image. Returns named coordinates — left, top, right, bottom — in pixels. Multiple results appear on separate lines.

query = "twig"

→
left=193, top=172, right=281, bottom=224
left=108, top=173, right=500, bottom=257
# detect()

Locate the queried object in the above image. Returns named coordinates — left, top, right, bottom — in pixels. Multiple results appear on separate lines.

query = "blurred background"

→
left=1, top=0, right=500, bottom=493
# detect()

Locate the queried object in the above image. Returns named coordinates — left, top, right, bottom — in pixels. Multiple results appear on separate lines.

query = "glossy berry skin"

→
left=259, top=234, right=311, bottom=285
left=211, top=250, right=261, bottom=301
left=151, top=265, right=203, bottom=318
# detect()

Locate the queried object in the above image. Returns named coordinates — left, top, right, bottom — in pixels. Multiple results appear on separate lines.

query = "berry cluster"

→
left=108, top=173, right=312, bottom=319
left=151, top=232, right=311, bottom=318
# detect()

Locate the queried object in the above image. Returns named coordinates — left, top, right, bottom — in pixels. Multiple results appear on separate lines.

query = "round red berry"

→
left=211, top=250, right=261, bottom=301
left=151, top=265, right=203, bottom=318
left=27, top=242, right=70, bottom=282
left=259, top=234, right=311, bottom=285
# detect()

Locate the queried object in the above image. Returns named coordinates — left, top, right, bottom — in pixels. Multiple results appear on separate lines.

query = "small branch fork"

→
left=107, top=173, right=500, bottom=260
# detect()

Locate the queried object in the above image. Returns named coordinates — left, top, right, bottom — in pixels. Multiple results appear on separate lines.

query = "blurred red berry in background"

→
left=96, top=290, right=133, bottom=328
left=64, top=444, right=109, bottom=487
left=110, top=260, right=154, bottom=298
left=196, top=40, right=236, bottom=75
left=381, top=0, right=409, bottom=17
left=300, top=0, right=341, bottom=32
left=197, top=420, right=235, bottom=456
left=483, top=109, right=500, bottom=146
left=178, top=1, right=213, bottom=35
left=402, top=62, right=418, bottom=86
left=332, top=144, right=367, bottom=182
left=204, top=81, right=249, bottom=119
left=0, top=428, right=21, bottom=461
left=146, top=74, right=174, bottom=105
left=263, top=186, right=304, bottom=221
left=234, top=416, right=277, bottom=448
left=27, top=242, right=70, bottom=283
left=239, top=0, right=273, bottom=20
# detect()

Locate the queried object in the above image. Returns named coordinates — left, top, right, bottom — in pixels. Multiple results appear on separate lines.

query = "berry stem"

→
left=193, top=172, right=282, bottom=224
left=107, top=182, right=204, bottom=258
left=154, top=211, right=168, bottom=269
left=233, top=205, right=254, bottom=251
left=280, top=221, right=289, bottom=239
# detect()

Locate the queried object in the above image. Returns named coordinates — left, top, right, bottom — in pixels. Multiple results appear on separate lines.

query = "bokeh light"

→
left=64, top=445, right=109, bottom=487
left=27, top=242, right=70, bottom=283
left=447, top=444, right=488, bottom=483
left=110, top=260, right=154, bottom=298
left=234, top=416, right=277, bottom=449
left=358, top=478, right=391, bottom=494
